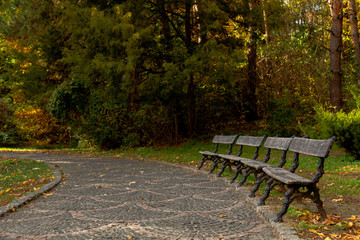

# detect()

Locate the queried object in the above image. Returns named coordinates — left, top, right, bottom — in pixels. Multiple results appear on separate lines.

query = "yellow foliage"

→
left=13, top=104, right=68, bottom=145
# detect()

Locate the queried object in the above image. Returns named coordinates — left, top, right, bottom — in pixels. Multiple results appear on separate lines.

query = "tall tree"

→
left=261, top=0, right=270, bottom=44
left=348, top=0, right=360, bottom=86
left=330, top=0, right=343, bottom=110
left=245, top=0, right=260, bottom=121
left=185, top=0, right=197, bottom=136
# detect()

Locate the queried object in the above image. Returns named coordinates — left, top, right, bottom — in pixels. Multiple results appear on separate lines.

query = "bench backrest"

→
left=235, top=135, right=266, bottom=159
left=262, top=137, right=293, bottom=166
left=212, top=135, right=238, bottom=154
left=288, top=137, right=335, bottom=158
left=212, top=135, right=238, bottom=144
left=288, top=137, right=335, bottom=183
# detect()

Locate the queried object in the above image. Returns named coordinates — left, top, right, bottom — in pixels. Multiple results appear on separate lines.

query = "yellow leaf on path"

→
left=309, top=229, right=326, bottom=238
left=34, top=187, right=40, bottom=190
left=126, top=236, right=133, bottom=239
left=219, top=214, right=228, bottom=218
left=349, top=215, right=357, bottom=221
left=331, top=198, right=343, bottom=202
left=42, top=192, right=53, bottom=196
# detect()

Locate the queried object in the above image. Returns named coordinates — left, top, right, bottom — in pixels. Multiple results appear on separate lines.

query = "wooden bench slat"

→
left=217, top=154, right=247, bottom=162
left=199, top=151, right=218, bottom=156
left=240, top=159, right=275, bottom=170
left=263, top=167, right=313, bottom=185
left=212, top=135, right=238, bottom=144
left=235, top=135, right=265, bottom=147
left=263, top=137, right=293, bottom=150
left=288, top=137, right=335, bottom=158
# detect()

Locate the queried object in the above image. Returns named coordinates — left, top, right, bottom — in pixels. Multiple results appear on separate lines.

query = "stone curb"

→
left=141, top=159, right=300, bottom=240
left=0, top=161, right=62, bottom=217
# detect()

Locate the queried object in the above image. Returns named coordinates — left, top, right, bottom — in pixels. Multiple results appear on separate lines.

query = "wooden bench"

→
left=258, top=137, right=335, bottom=222
left=215, top=135, right=266, bottom=180
left=236, top=136, right=294, bottom=197
left=197, top=135, right=238, bottom=171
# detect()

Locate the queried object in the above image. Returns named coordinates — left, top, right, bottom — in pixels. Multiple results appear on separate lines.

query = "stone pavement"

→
left=0, top=152, right=280, bottom=240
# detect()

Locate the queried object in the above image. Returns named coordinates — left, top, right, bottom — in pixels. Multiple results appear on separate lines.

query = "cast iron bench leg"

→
left=258, top=178, right=277, bottom=206
left=237, top=168, right=251, bottom=187
left=229, top=163, right=242, bottom=183
left=209, top=157, right=219, bottom=174
left=275, top=187, right=297, bottom=222
left=197, top=156, right=207, bottom=170
left=217, top=159, right=229, bottom=177
left=249, top=173, right=265, bottom=197
left=310, top=185, right=327, bottom=221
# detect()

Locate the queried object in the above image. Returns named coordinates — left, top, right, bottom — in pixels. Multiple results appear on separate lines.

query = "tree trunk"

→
left=185, top=0, right=197, bottom=136
left=245, top=0, right=259, bottom=121
left=261, top=0, right=270, bottom=44
left=348, top=0, right=360, bottom=86
left=158, top=0, right=173, bottom=51
left=330, top=0, right=343, bottom=111
left=130, top=68, right=138, bottom=108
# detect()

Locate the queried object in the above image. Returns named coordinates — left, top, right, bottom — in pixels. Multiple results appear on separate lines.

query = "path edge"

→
left=0, top=161, right=62, bottom=217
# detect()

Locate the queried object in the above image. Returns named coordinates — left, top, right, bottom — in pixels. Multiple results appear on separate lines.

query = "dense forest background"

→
left=1, top=0, right=360, bottom=156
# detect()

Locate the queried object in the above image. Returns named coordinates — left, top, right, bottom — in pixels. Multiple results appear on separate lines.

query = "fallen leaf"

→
left=331, top=198, right=343, bottom=202
left=309, top=229, right=326, bottom=238
left=34, top=187, right=40, bottom=191
left=349, top=216, right=357, bottom=221
left=42, top=192, right=53, bottom=196
left=219, top=214, right=228, bottom=218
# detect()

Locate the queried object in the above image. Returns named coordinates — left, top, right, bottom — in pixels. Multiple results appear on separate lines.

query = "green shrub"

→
left=315, top=87, right=360, bottom=160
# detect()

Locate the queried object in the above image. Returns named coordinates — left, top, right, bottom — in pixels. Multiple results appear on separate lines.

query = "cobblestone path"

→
left=0, top=152, right=276, bottom=239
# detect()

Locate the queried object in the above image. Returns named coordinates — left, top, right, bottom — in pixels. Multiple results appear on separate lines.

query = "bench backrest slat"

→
left=212, top=135, right=238, bottom=144
left=264, top=137, right=293, bottom=151
left=235, top=135, right=265, bottom=147
left=289, top=137, right=335, bottom=158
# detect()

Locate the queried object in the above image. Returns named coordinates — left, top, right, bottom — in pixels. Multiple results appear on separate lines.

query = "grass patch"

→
left=0, top=158, right=54, bottom=206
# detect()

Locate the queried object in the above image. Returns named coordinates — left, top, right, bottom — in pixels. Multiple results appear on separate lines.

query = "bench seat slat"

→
left=240, top=159, right=275, bottom=170
left=263, top=167, right=313, bottom=185
left=199, top=151, right=218, bottom=156
left=217, top=154, right=248, bottom=161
